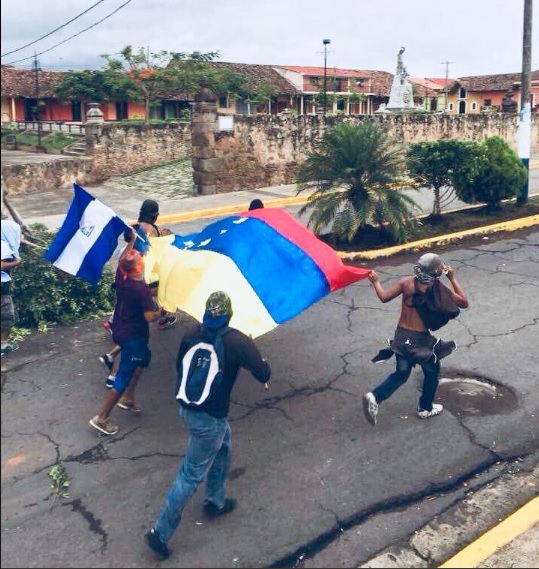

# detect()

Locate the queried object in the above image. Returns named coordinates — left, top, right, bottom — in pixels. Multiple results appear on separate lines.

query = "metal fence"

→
left=6, top=121, right=85, bottom=135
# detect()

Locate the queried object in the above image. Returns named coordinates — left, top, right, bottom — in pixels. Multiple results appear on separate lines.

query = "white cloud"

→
left=1, top=0, right=537, bottom=78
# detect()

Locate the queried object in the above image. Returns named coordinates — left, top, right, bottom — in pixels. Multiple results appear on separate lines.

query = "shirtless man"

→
left=363, top=253, right=468, bottom=426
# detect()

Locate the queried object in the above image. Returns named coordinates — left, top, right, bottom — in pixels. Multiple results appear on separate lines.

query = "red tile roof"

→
left=1, top=65, right=65, bottom=98
left=447, top=70, right=539, bottom=93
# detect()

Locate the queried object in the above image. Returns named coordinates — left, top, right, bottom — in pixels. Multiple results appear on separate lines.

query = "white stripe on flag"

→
left=53, top=199, right=115, bottom=275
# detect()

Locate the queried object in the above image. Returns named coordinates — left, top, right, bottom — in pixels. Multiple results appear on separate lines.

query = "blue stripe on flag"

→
left=44, top=184, right=94, bottom=263
left=172, top=215, right=329, bottom=323
left=76, top=215, right=129, bottom=283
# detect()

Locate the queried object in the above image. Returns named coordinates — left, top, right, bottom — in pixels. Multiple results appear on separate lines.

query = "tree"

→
left=406, top=140, right=480, bottom=217
left=54, top=68, right=138, bottom=108
left=238, top=78, right=279, bottom=115
left=454, top=136, right=527, bottom=208
left=101, top=46, right=220, bottom=123
left=296, top=121, right=419, bottom=244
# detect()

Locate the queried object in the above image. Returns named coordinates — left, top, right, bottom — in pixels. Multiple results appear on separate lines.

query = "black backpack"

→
left=176, top=326, right=230, bottom=406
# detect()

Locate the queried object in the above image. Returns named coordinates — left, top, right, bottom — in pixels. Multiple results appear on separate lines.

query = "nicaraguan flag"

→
left=144, top=208, right=371, bottom=338
left=45, top=183, right=130, bottom=284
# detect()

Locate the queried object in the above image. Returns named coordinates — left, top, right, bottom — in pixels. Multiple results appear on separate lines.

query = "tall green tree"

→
left=406, top=139, right=480, bottom=216
left=296, top=121, right=419, bottom=244
left=454, top=136, right=527, bottom=208
left=102, top=46, right=220, bottom=122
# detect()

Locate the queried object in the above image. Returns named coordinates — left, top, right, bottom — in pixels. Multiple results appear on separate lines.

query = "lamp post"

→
left=32, top=53, right=42, bottom=149
left=323, top=39, right=331, bottom=116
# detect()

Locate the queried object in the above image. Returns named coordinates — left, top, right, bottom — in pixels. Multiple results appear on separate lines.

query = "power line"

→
left=3, top=0, right=133, bottom=66
left=1, top=0, right=107, bottom=58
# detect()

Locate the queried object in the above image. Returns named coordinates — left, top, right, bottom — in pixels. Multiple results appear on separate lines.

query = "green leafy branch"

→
left=48, top=462, right=70, bottom=506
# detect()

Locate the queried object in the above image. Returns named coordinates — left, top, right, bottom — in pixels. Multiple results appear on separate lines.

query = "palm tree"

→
left=296, top=121, right=419, bottom=244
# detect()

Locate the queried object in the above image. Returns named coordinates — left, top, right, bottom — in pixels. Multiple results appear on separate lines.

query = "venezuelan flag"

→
left=144, top=208, right=371, bottom=338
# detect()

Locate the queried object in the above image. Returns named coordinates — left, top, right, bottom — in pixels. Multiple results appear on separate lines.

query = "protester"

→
left=248, top=198, right=264, bottom=210
left=363, top=253, right=469, bottom=426
left=144, top=291, right=271, bottom=560
left=1, top=212, right=22, bottom=358
left=89, top=229, right=161, bottom=435
left=128, top=199, right=177, bottom=330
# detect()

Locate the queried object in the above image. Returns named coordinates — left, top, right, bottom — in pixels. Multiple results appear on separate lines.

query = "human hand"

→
left=160, top=227, right=172, bottom=236
left=442, top=264, right=454, bottom=279
left=368, top=271, right=379, bottom=284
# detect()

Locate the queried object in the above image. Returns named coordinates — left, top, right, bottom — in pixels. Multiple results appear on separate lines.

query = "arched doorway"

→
left=459, top=100, right=466, bottom=114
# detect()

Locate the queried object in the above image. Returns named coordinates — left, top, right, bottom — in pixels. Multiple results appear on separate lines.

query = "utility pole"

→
left=441, top=60, right=453, bottom=112
left=517, top=0, right=533, bottom=205
left=32, top=53, right=42, bottom=148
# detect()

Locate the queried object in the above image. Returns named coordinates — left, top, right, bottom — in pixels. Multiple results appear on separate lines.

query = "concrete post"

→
left=191, top=80, right=221, bottom=195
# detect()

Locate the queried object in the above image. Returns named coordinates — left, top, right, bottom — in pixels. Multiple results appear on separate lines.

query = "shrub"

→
left=454, top=136, right=527, bottom=208
left=11, top=224, right=115, bottom=329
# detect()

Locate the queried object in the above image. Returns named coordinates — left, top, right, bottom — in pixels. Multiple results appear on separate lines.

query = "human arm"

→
left=238, top=334, right=271, bottom=384
left=1, top=257, right=21, bottom=271
left=368, top=271, right=405, bottom=303
left=119, top=227, right=137, bottom=263
left=442, top=264, right=469, bottom=309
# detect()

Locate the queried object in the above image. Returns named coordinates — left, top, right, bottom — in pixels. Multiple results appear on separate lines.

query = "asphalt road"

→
left=1, top=226, right=538, bottom=568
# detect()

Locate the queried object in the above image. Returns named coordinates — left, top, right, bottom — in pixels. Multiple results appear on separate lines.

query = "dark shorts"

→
left=1, top=294, right=16, bottom=332
left=114, top=338, right=152, bottom=394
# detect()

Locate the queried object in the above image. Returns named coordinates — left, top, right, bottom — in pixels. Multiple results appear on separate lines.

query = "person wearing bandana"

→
left=362, top=253, right=469, bottom=426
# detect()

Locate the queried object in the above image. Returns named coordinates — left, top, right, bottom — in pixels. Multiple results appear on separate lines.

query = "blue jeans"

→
left=154, top=406, right=232, bottom=544
left=373, top=354, right=441, bottom=412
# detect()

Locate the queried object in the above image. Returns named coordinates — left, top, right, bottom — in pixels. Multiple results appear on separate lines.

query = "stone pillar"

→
left=85, top=102, right=105, bottom=148
left=191, top=80, right=222, bottom=195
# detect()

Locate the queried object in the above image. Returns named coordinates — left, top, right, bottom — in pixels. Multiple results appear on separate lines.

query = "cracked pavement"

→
left=1, top=228, right=538, bottom=568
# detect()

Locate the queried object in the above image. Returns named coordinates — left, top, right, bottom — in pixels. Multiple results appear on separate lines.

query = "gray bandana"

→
left=414, top=253, right=443, bottom=284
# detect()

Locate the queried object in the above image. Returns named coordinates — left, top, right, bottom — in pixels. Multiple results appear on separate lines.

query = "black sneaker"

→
left=105, top=377, right=115, bottom=389
left=203, top=498, right=237, bottom=517
left=99, top=354, right=114, bottom=372
left=145, top=528, right=170, bottom=560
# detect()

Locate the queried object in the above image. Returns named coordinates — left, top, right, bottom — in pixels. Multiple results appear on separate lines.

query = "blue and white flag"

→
left=45, top=183, right=130, bottom=284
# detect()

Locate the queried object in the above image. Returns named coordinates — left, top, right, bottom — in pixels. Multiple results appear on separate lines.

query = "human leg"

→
left=417, top=356, right=442, bottom=415
left=1, top=294, right=18, bottom=356
left=204, top=420, right=232, bottom=507
left=372, top=355, right=413, bottom=403
left=364, top=355, right=413, bottom=426
left=152, top=407, right=229, bottom=544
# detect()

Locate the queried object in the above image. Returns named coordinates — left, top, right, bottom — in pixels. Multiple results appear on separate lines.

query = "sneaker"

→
left=362, top=392, right=378, bottom=426
left=105, top=377, right=115, bottom=389
left=89, top=415, right=119, bottom=435
left=117, top=399, right=142, bottom=412
left=145, top=528, right=170, bottom=560
left=203, top=498, right=236, bottom=517
left=98, top=353, right=114, bottom=372
left=1, top=343, right=19, bottom=357
left=157, top=314, right=177, bottom=330
left=417, top=403, right=444, bottom=419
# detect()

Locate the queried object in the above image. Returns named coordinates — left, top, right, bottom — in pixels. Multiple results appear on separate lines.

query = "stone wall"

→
left=214, top=113, right=539, bottom=192
left=88, top=122, right=191, bottom=182
left=1, top=156, right=94, bottom=195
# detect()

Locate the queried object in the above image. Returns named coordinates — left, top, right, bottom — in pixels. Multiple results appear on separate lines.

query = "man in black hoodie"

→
left=145, top=291, right=271, bottom=560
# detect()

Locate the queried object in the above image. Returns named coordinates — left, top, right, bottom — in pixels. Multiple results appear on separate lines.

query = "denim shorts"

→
left=114, top=338, right=152, bottom=394
left=1, top=295, right=16, bottom=332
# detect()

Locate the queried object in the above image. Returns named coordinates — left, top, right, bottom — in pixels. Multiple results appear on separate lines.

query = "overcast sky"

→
left=1, top=0, right=537, bottom=79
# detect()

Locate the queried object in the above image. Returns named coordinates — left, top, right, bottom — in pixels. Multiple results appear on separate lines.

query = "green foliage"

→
left=406, top=139, right=481, bottom=216
left=48, top=462, right=70, bottom=503
left=1, top=131, right=79, bottom=151
left=296, top=121, right=419, bottom=244
left=454, top=136, right=527, bottom=208
left=12, top=225, right=115, bottom=329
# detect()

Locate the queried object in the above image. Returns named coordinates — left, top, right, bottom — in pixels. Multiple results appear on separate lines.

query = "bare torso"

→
left=398, top=276, right=428, bottom=332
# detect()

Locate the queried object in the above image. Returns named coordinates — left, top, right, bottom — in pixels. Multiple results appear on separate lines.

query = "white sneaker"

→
left=363, top=392, right=378, bottom=426
left=417, top=403, right=443, bottom=419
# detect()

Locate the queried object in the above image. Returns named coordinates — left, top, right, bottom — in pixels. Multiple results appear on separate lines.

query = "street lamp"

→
left=323, top=39, right=331, bottom=116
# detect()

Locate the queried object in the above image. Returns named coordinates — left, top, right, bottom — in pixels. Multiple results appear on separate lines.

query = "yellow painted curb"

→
left=128, top=194, right=310, bottom=225
left=338, top=215, right=539, bottom=261
left=438, top=495, right=539, bottom=568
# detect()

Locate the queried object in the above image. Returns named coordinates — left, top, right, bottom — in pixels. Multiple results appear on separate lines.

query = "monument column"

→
left=191, top=80, right=222, bottom=195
